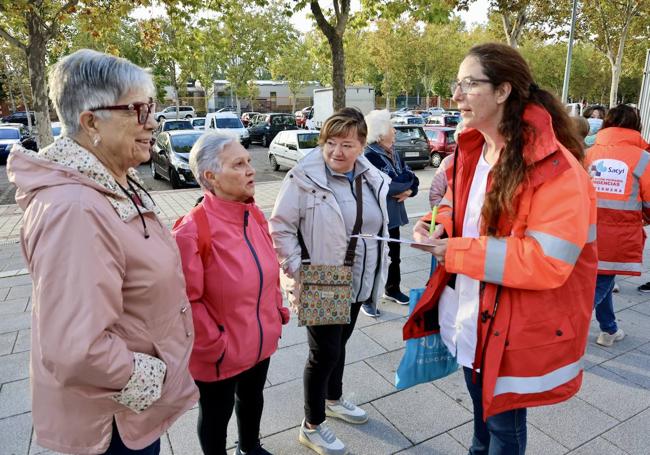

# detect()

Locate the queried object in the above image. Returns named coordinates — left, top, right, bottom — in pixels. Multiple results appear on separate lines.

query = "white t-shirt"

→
left=439, top=150, right=493, bottom=368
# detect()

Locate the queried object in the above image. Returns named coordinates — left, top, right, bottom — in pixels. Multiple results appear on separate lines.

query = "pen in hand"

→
left=429, top=205, right=438, bottom=237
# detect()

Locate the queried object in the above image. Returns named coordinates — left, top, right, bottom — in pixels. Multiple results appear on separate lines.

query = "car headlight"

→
left=242, top=130, right=250, bottom=138
left=171, top=154, right=190, bottom=170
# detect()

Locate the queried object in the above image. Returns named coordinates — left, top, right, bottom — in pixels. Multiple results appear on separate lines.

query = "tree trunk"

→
left=500, top=8, right=527, bottom=49
left=609, top=11, right=634, bottom=108
left=609, top=63, right=621, bottom=108
left=329, top=33, right=346, bottom=111
left=291, top=93, right=297, bottom=113
left=17, top=82, right=31, bottom=130
left=26, top=12, right=52, bottom=149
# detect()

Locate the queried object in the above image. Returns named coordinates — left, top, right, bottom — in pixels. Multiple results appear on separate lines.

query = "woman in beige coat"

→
left=7, top=49, right=198, bottom=454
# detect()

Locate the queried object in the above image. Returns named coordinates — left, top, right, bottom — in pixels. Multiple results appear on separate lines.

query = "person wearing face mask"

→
left=269, top=108, right=390, bottom=455
left=172, top=132, right=290, bottom=455
left=7, top=49, right=199, bottom=454
left=406, top=43, right=598, bottom=454
left=363, top=109, right=419, bottom=313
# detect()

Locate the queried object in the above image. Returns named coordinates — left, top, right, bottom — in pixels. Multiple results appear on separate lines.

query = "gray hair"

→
left=365, top=109, right=392, bottom=144
left=48, top=49, right=155, bottom=137
left=189, top=132, right=237, bottom=191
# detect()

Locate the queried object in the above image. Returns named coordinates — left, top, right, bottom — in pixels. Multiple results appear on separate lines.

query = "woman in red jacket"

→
left=585, top=105, right=650, bottom=346
left=173, top=132, right=290, bottom=455
left=407, top=43, right=597, bottom=454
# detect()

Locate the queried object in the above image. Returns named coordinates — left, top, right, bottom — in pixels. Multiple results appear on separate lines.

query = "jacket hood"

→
left=289, top=146, right=389, bottom=193
left=7, top=137, right=158, bottom=222
left=593, top=127, right=650, bottom=150
left=456, top=103, right=563, bottom=165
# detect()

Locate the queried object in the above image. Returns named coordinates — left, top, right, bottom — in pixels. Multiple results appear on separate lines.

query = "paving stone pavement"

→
left=1, top=169, right=650, bottom=454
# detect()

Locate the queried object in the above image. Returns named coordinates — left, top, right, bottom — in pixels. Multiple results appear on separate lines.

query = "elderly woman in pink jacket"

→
left=7, top=49, right=198, bottom=454
left=173, top=131, right=289, bottom=455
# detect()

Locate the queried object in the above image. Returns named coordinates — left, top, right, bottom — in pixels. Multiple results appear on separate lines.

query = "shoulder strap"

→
left=193, top=204, right=212, bottom=266
left=344, top=175, right=363, bottom=266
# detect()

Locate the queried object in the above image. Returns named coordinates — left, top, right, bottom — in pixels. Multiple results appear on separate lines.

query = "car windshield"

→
left=444, top=116, right=460, bottom=126
left=193, top=119, right=205, bottom=126
left=407, top=117, right=424, bottom=125
left=396, top=127, right=426, bottom=141
left=425, top=130, right=440, bottom=141
left=216, top=118, right=244, bottom=128
left=297, top=133, right=319, bottom=149
left=171, top=134, right=201, bottom=154
left=0, top=129, right=20, bottom=139
left=164, top=121, right=192, bottom=131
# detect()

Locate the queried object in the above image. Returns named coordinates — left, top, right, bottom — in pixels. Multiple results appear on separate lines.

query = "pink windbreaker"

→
left=173, top=191, right=289, bottom=382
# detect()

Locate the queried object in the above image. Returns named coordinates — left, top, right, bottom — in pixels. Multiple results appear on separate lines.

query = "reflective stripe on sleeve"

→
left=598, top=260, right=643, bottom=273
left=587, top=224, right=597, bottom=243
left=597, top=199, right=642, bottom=211
left=493, top=360, right=581, bottom=396
left=484, top=237, right=507, bottom=284
left=440, top=197, right=453, bottom=208
left=525, top=230, right=581, bottom=265
left=633, top=151, right=650, bottom=179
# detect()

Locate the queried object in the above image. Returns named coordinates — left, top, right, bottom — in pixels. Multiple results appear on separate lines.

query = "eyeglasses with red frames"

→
left=90, top=99, right=156, bottom=125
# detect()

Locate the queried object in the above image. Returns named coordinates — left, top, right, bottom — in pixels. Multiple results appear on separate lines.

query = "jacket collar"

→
left=593, top=127, right=650, bottom=149
left=28, top=136, right=159, bottom=222
left=456, top=104, right=561, bottom=165
left=201, top=190, right=258, bottom=222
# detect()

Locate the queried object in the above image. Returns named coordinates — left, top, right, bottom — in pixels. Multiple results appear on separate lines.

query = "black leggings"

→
left=304, top=301, right=363, bottom=425
left=195, top=358, right=270, bottom=455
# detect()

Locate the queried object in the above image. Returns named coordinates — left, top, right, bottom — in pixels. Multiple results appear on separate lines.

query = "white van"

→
left=205, top=112, right=250, bottom=148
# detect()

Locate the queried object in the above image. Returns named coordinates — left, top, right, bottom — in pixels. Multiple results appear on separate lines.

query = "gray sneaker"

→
left=299, top=419, right=346, bottom=455
left=326, top=398, right=369, bottom=424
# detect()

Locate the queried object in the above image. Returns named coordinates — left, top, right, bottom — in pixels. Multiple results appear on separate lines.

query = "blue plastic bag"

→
left=395, top=287, right=458, bottom=390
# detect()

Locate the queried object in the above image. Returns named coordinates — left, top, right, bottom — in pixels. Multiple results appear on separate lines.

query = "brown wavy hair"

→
left=602, top=104, right=642, bottom=132
left=466, top=43, right=584, bottom=235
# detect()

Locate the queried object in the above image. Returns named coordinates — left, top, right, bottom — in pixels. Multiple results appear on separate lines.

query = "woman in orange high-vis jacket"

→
left=406, top=43, right=598, bottom=454
left=585, top=105, right=650, bottom=347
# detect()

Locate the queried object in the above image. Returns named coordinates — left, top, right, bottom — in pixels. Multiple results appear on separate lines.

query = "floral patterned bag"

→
left=297, top=176, right=363, bottom=327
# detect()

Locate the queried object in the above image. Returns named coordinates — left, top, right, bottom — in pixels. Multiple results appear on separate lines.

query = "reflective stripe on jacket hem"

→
left=493, top=359, right=581, bottom=396
left=598, top=260, right=642, bottom=273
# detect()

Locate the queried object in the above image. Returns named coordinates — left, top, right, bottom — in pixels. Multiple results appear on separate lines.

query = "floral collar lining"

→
left=34, top=136, right=160, bottom=222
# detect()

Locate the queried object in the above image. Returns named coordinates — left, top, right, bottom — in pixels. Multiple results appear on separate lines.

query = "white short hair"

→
left=48, top=49, right=155, bottom=137
left=365, top=109, right=392, bottom=144
left=189, top=132, right=237, bottom=191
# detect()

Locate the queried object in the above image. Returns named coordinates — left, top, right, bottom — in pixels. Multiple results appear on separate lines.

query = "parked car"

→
left=427, top=114, right=460, bottom=127
left=241, top=111, right=259, bottom=127
left=392, top=115, right=425, bottom=126
left=51, top=121, right=62, bottom=138
left=248, top=113, right=298, bottom=147
left=423, top=126, right=456, bottom=168
left=295, top=106, right=313, bottom=128
left=1, top=111, right=35, bottom=126
left=217, top=106, right=237, bottom=113
left=191, top=117, right=206, bottom=130
left=268, top=130, right=320, bottom=171
left=0, top=124, right=30, bottom=163
left=154, top=106, right=196, bottom=121
left=427, top=107, right=447, bottom=116
left=155, top=119, right=194, bottom=135
left=205, top=112, right=250, bottom=148
left=150, top=130, right=203, bottom=189
left=393, top=125, right=429, bottom=169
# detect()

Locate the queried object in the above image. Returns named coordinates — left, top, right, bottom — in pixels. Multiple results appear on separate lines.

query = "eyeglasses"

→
left=450, top=78, right=492, bottom=95
left=90, top=99, right=156, bottom=125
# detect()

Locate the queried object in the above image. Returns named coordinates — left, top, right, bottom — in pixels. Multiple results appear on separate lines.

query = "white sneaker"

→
left=299, top=419, right=346, bottom=455
left=596, top=329, right=625, bottom=347
left=325, top=398, right=369, bottom=424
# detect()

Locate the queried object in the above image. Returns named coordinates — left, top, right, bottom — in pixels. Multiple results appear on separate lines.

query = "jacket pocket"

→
left=504, top=316, right=576, bottom=351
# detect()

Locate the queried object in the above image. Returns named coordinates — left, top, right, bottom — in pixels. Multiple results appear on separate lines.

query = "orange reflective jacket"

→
left=403, top=104, right=598, bottom=420
left=585, top=127, right=650, bottom=275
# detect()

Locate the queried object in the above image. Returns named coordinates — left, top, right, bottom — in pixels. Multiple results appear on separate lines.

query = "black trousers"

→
left=304, top=301, right=363, bottom=425
left=195, top=358, right=271, bottom=455
left=103, top=420, right=160, bottom=454
left=385, top=226, right=401, bottom=293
